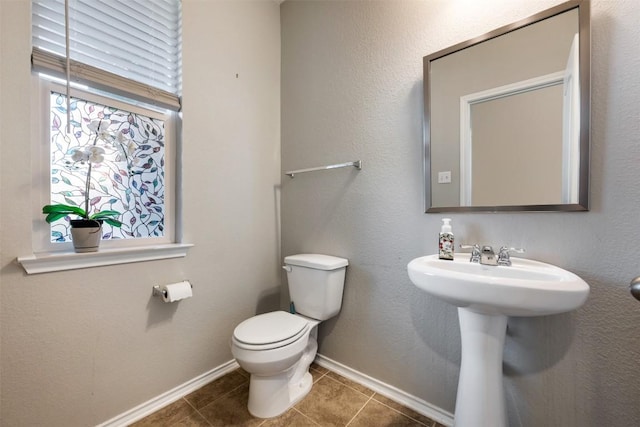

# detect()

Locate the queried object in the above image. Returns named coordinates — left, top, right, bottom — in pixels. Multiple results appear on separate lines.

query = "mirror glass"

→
left=424, top=1, right=590, bottom=212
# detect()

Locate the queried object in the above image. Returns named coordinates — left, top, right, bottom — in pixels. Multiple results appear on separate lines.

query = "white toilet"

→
left=231, top=253, right=348, bottom=418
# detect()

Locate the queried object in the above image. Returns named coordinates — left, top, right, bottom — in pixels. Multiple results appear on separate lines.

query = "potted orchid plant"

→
left=42, top=119, right=134, bottom=252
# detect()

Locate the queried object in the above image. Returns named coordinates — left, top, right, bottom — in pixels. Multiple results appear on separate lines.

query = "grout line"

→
left=183, top=396, right=199, bottom=412
left=292, top=407, right=323, bottom=426
left=310, top=367, right=329, bottom=383
left=345, top=395, right=374, bottom=426
left=322, top=372, right=374, bottom=399
left=370, top=394, right=434, bottom=427
left=185, top=376, right=249, bottom=426
left=182, top=397, right=214, bottom=427
left=315, top=372, right=328, bottom=382
left=215, top=381, right=248, bottom=404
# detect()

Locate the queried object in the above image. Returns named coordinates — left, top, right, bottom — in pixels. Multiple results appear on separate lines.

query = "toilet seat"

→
left=233, top=311, right=310, bottom=351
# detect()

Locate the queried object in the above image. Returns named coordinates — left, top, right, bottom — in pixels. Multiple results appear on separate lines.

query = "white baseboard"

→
left=315, top=354, right=454, bottom=426
left=96, top=359, right=240, bottom=427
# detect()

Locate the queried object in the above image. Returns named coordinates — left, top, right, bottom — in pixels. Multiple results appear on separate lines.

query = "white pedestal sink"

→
left=408, top=254, right=589, bottom=427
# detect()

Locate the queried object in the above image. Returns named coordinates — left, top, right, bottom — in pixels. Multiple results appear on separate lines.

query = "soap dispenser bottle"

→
left=439, top=218, right=454, bottom=260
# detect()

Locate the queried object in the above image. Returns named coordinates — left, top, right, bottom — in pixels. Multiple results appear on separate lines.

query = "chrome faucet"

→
left=460, top=244, right=481, bottom=263
left=461, top=244, right=525, bottom=266
left=497, top=246, right=525, bottom=266
left=480, top=246, right=498, bottom=266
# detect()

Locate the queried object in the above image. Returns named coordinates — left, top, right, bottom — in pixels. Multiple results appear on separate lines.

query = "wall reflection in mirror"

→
left=424, top=1, right=590, bottom=212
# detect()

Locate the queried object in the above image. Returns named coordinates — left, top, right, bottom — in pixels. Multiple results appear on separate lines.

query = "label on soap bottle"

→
left=439, top=232, right=454, bottom=260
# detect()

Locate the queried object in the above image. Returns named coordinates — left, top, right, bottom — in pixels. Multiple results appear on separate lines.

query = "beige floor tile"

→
left=371, top=393, right=436, bottom=426
left=295, top=376, right=370, bottom=426
left=129, top=398, right=196, bottom=427
left=325, top=371, right=375, bottom=397
left=260, top=408, right=320, bottom=426
left=184, top=370, right=247, bottom=409
left=198, top=383, right=262, bottom=427
left=310, top=366, right=328, bottom=383
left=171, top=411, right=212, bottom=427
left=347, top=399, right=426, bottom=427
left=309, top=362, right=329, bottom=375
left=236, top=367, right=251, bottom=379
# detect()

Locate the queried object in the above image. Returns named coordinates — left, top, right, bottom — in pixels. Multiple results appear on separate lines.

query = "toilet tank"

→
left=284, top=254, right=348, bottom=321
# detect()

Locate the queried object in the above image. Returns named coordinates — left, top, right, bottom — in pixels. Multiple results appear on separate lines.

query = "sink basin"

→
left=408, top=254, right=589, bottom=316
left=408, top=253, right=589, bottom=427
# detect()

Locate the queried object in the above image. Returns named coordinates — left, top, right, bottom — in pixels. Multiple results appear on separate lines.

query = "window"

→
left=48, top=89, right=169, bottom=244
left=19, top=0, right=189, bottom=272
left=32, top=80, right=178, bottom=253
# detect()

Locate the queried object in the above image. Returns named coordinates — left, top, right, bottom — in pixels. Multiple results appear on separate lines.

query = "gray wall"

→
left=281, top=1, right=640, bottom=426
left=0, top=1, right=281, bottom=425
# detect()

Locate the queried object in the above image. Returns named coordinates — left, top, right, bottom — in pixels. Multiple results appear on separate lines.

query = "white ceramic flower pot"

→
left=70, top=219, right=103, bottom=253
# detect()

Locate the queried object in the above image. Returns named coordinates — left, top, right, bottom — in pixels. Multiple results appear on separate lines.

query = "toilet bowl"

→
left=230, top=254, right=348, bottom=418
left=232, top=311, right=320, bottom=418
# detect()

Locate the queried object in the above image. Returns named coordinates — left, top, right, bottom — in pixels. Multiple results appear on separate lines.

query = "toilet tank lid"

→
left=284, top=254, right=348, bottom=270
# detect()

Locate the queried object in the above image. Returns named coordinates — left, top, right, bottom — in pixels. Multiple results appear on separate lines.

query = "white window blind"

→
left=32, top=0, right=181, bottom=110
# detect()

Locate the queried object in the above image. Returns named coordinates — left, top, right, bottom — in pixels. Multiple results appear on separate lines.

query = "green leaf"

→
left=42, top=204, right=86, bottom=216
left=45, top=212, right=68, bottom=223
left=42, top=204, right=87, bottom=223
left=90, top=210, right=120, bottom=219
left=90, top=210, right=123, bottom=227
left=102, top=218, right=123, bottom=228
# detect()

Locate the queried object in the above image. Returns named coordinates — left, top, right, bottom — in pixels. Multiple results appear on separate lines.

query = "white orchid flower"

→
left=88, top=119, right=111, bottom=133
left=126, top=140, right=136, bottom=156
left=96, top=129, right=114, bottom=143
left=86, top=146, right=106, bottom=163
left=115, top=130, right=132, bottom=152
left=71, top=149, right=89, bottom=163
left=116, top=130, right=128, bottom=144
left=88, top=119, right=114, bottom=144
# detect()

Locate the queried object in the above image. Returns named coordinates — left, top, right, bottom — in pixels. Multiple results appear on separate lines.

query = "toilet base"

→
left=248, top=371, right=313, bottom=418
left=247, top=337, right=317, bottom=418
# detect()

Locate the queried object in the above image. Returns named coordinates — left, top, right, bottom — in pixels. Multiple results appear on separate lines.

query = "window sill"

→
left=17, top=243, right=193, bottom=275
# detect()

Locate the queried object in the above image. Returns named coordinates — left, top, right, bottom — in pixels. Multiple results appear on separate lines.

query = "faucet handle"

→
left=459, top=244, right=479, bottom=250
left=497, top=246, right=525, bottom=266
left=459, top=244, right=481, bottom=263
left=499, top=246, right=525, bottom=254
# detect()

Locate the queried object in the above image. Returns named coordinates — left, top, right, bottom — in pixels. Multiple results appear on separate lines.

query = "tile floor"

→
left=130, top=363, right=446, bottom=426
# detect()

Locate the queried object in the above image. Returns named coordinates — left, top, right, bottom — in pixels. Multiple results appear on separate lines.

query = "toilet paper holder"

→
left=152, top=281, right=193, bottom=298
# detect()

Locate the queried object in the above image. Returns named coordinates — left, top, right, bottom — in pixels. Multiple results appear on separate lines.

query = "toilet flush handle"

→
left=282, top=265, right=292, bottom=272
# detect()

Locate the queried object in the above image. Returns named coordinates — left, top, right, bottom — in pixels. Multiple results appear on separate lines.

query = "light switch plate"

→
left=438, top=171, right=451, bottom=184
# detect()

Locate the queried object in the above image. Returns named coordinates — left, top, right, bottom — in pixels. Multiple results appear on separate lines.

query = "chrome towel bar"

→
left=285, top=160, right=362, bottom=178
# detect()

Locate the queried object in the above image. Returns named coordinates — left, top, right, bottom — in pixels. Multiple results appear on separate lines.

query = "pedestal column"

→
left=454, top=307, right=508, bottom=427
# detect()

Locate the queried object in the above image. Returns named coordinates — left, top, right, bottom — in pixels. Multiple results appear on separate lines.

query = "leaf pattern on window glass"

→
left=50, top=92, right=165, bottom=242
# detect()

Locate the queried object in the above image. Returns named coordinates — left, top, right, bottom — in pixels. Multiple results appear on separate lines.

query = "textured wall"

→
left=281, top=0, right=640, bottom=425
left=0, top=1, right=281, bottom=425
